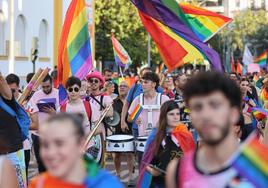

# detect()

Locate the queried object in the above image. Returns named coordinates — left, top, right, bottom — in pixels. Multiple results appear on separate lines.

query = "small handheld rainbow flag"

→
left=255, top=50, right=268, bottom=68
left=129, top=104, right=143, bottom=123
left=231, top=134, right=268, bottom=188
left=111, top=33, right=132, bottom=67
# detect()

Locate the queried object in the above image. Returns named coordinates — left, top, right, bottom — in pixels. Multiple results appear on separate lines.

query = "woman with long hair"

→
left=137, top=100, right=195, bottom=188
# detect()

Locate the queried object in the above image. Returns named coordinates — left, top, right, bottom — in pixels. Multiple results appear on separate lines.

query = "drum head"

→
left=107, top=134, right=134, bottom=141
left=137, top=136, right=148, bottom=141
left=86, top=134, right=103, bottom=163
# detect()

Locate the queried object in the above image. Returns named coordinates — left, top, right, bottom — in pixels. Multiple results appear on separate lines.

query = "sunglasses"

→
left=68, top=87, right=80, bottom=93
left=119, top=85, right=128, bottom=88
left=89, top=79, right=99, bottom=84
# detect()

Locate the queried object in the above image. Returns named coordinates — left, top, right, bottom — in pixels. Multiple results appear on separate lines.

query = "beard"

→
left=198, top=121, right=230, bottom=146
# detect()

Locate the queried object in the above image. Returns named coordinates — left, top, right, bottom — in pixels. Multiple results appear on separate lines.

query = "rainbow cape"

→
left=57, top=0, right=93, bottom=86
left=161, top=1, right=232, bottom=42
left=111, top=33, right=132, bottom=67
left=137, top=124, right=195, bottom=188
left=128, top=104, right=143, bottom=123
left=231, top=133, right=268, bottom=188
left=255, top=50, right=268, bottom=68
left=131, top=0, right=222, bottom=72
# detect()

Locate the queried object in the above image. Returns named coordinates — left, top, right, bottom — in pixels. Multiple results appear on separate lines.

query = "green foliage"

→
left=95, top=0, right=161, bottom=67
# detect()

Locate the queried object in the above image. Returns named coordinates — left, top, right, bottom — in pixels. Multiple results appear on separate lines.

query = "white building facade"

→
left=0, top=0, right=72, bottom=79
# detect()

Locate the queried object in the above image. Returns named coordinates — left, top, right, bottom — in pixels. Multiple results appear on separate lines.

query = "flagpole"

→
left=119, top=66, right=124, bottom=78
left=148, top=33, right=151, bottom=67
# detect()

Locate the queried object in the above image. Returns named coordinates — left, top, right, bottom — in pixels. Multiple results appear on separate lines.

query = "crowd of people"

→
left=0, top=66, right=268, bottom=188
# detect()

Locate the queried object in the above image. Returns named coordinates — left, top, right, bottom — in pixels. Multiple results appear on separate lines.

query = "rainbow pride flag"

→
left=255, top=50, right=268, bottom=68
left=161, top=1, right=232, bottom=42
left=131, top=0, right=222, bottom=72
left=251, top=107, right=268, bottom=120
left=57, top=0, right=93, bottom=86
left=111, top=33, right=132, bottom=67
left=232, top=134, right=268, bottom=188
left=129, top=104, right=143, bottom=123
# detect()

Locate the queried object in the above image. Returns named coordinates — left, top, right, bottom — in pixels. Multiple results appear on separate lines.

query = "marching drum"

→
left=106, top=135, right=135, bottom=153
left=135, top=136, right=148, bottom=152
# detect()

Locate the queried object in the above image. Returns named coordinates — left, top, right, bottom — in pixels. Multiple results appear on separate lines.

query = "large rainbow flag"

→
left=161, top=1, right=232, bottom=42
left=232, top=134, right=268, bottom=188
left=255, top=50, right=268, bottom=68
left=131, top=0, right=222, bottom=72
left=57, top=0, right=93, bottom=86
left=111, top=33, right=132, bottom=67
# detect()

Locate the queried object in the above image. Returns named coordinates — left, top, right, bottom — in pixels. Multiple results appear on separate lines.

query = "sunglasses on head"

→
left=68, top=87, right=80, bottom=93
left=89, top=79, right=99, bottom=84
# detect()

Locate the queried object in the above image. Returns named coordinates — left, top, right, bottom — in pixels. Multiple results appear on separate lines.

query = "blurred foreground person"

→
left=29, top=113, right=123, bottom=188
left=0, top=157, right=19, bottom=188
left=166, top=72, right=258, bottom=188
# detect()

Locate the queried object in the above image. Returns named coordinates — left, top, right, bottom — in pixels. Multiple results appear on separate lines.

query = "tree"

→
left=95, top=0, right=161, bottom=68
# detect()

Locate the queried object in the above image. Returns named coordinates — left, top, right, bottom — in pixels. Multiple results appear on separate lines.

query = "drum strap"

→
left=139, top=93, right=162, bottom=128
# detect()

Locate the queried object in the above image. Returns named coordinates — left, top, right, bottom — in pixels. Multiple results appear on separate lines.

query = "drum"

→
left=135, top=136, right=148, bottom=152
left=85, top=134, right=104, bottom=164
left=106, top=134, right=134, bottom=152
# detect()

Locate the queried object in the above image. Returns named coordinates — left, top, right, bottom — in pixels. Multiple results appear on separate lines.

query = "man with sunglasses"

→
left=86, top=71, right=114, bottom=167
left=59, top=76, right=98, bottom=133
left=30, top=74, right=60, bottom=173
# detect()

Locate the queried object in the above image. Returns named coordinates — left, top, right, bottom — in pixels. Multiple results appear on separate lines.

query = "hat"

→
left=86, top=71, right=105, bottom=87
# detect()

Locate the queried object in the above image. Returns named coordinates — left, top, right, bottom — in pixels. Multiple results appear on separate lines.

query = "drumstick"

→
left=142, top=161, right=166, bottom=174
left=84, top=103, right=113, bottom=151
left=18, top=68, right=43, bottom=104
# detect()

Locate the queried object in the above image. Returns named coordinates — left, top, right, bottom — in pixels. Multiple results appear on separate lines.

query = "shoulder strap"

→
left=100, top=95, right=104, bottom=110
left=139, top=93, right=144, bottom=106
left=0, top=97, right=16, bottom=117
left=90, top=95, right=105, bottom=110
left=83, top=100, right=92, bottom=122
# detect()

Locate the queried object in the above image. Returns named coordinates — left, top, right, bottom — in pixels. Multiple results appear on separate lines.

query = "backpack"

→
left=0, top=97, right=30, bottom=140
left=60, top=100, right=92, bottom=126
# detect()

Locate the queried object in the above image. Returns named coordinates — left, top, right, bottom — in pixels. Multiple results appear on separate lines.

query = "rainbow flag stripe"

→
left=129, top=104, right=143, bottom=123
left=131, top=0, right=222, bottom=72
left=255, top=50, right=268, bottom=68
left=162, top=1, right=232, bottom=42
left=251, top=107, right=268, bottom=120
left=111, top=33, right=132, bottom=67
left=232, top=134, right=268, bottom=188
left=57, top=0, right=93, bottom=86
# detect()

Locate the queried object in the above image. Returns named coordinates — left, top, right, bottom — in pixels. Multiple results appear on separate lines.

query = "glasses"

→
left=119, top=85, right=128, bottom=88
left=68, top=87, right=80, bottom=93
left=89, top=79, right=99, bottom=84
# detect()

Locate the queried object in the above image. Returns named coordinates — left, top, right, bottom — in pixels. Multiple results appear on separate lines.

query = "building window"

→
left=15, top=15, right=27, bottom=56
left=38, top=19, right=48, bottom=57
left=0, top=11, right=5, bottom=55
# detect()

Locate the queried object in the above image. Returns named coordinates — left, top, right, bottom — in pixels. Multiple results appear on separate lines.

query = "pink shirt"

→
left=30, top=88, right=60, bottom=134
left=128, top=93, right=169, bottom=136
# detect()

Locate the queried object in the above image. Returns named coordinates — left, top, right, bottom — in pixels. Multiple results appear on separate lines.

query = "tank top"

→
left=178, top=151, right=238, bottom=188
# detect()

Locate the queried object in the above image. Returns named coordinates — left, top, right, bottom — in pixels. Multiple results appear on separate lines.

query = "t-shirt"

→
left=29, top=173, right=85, bottom=188
left=30, top=88, right=60, bottom=135
left=60, top=100, right=99, bottom=134
left=0, top=96, right=23, bottom=153
left=128, top=93, right=169, bottom=136
left=126, top=84, right=164, bottom=130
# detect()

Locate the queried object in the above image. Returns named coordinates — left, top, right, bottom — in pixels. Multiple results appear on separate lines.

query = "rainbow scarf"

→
left=111, top=33, right=132, bottom=67
left=138, top=124, right=195, bottom=188
left=161, top=1, right=232, bottom=42
left=128, top=104, right=143, bottom=123
left=131, top=0, right=222, bottom=72
left=255, top=50, right=268, bottom=68
left=57, top=0, right=93, bottom=86
left=232, top=133, right=268, bottom=188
